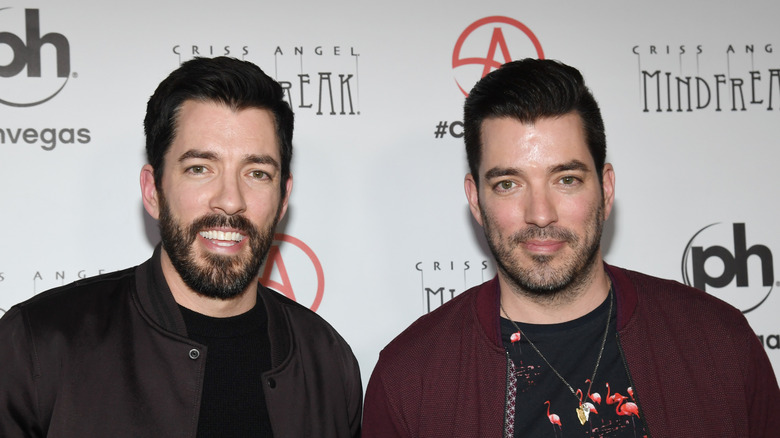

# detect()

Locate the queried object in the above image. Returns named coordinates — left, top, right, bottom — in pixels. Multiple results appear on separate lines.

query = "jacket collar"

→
left=256, top=284, right=292, bottom=368
left=475, top=262, right=639, bottom=348
left=604, top=263, right=638, bottom=331
left=134, top=245, right=189, bottom=336
left=133, top=245, right=292, bottom=367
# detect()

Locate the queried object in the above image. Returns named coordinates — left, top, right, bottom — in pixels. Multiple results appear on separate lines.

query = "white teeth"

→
left=199, top=230, right=245, bottom=242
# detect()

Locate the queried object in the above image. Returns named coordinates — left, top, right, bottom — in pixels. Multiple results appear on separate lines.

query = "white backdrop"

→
left=1, top=0, right=778, bottom=386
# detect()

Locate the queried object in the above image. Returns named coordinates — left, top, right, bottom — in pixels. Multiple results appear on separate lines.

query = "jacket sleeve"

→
left=743, top=321, right=780, bottom=436
left=0, top=306, right=45, bottom=437
left=345, top=343, right=363, bottom=438
left=362, top=359, right=409, bottom=438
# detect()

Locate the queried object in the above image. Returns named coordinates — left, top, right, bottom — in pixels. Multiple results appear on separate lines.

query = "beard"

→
left=158, top=194, right=278, bottom=300
left=481, top=200, right=604, bottom=298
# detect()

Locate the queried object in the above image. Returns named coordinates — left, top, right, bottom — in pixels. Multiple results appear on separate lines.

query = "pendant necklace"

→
left=500, top=288, right=613, bottom=426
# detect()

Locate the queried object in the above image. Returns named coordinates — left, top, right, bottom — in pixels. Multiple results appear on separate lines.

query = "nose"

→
left=209, top=173, right=247, bottom=216
left=524, top=187, right=557, bottom=228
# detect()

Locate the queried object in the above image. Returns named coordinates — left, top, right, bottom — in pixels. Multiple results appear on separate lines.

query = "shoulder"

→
left=259, top=287, right=361, bottom=386
left=261, top=287, right=345, bottom=340
left=1, top=267, right=137, bottom=330
left=620, top=266, right=743, bottom=317
left=0, top=267, right=139, bottom=380
left=610, top=265, right=751, bottom=337
left=374, top=285, right=482, bottom=375
left=259, top=287, right=358, bottom=366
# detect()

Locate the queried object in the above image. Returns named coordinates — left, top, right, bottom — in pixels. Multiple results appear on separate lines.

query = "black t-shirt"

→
left=180, top=302, right=274, bottom=437
left=501, top=292, right=649, bottom=437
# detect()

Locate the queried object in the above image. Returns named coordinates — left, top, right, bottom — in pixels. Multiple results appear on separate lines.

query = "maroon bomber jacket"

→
left=363, top=264, right=780, bottom=437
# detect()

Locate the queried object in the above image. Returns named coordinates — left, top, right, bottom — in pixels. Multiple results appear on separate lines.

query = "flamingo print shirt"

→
left=501, top=291, right=650, bottom=438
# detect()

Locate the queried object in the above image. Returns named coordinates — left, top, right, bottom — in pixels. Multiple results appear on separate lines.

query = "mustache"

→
left=186, top=214, right=255, bottom=242
left=510, top=225, right=577, bottom=244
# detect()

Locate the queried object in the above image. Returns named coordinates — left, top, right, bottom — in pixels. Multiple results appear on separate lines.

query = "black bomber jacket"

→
left=0, top=246, right=362, bottom=437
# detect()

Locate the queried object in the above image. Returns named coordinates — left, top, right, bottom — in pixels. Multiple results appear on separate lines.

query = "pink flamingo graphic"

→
left=575, top=389, right=599, bottom=416
left=585, top=379, right=601, bottom=405
left=616, top=393, right=640, bottom=437
left=617, top=398, right=640, bottom=417
left=585, top=379, right=602, bottom=405
left=576, top=388, right=599, bottom=433
left=605, top=382, right=625, bottom=405
left=544, top=400, right=562, bottom=437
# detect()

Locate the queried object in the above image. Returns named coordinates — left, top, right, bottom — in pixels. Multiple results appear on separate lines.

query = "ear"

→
left=277, top=174, right=293, bottom=221
left=140, top=164, right=161, bottom=220
left=601, top=163, right=615, bottom=221
left=464, top=174, right=484, bottom=227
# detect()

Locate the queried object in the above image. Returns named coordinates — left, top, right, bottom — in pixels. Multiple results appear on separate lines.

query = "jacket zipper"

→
left=615, top=332, right=653, bottom=438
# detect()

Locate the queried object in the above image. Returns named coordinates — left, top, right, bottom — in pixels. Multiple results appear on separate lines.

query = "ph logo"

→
left=0, top=8, right=71, bottom=107
left=682, top=223, right=775, bottom=313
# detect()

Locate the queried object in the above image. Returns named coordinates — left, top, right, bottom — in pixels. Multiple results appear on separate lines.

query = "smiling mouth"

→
left=199, top=230, right=245, bottom=247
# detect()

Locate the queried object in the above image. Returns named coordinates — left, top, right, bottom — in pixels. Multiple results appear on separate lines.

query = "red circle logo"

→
left=452, top=16, right=544, bottom=96
left=259, top=233, right=325, bottom=312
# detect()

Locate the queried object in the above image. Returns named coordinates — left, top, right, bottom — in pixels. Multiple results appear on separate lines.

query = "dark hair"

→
left=144, top=56, right=294, bottom=193
left=464, top=58, right=606, bottom=188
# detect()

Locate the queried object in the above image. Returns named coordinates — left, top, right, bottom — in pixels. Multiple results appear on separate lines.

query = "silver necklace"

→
left=500, top=289, right=613, bottom=425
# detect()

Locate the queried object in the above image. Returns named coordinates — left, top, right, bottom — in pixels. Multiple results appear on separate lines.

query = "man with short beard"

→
left=0, top=57, right=362, bottom=437
left=363, top=59, right=779, bottom=437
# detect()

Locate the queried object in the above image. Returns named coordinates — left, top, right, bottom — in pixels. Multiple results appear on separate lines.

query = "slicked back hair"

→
left=464, top=58, right=606, bottom=188
left=144, top=56, right=294, bottom=194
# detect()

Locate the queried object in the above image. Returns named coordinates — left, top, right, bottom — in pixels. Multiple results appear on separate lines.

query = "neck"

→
left=160, top=249, right=258, bottom=318
left=499, top=259, right=610, bottom=324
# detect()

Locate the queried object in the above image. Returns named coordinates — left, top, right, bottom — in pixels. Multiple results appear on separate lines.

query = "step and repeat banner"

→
left=2, top=1, right=778, bottom=383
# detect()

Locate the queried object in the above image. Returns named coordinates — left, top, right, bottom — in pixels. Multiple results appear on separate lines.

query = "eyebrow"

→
left=483, top=160, right=591, bottom=180
left=178, top=149, right=280, bottom=169
left=484, top=167, right=522, bottom=180
left=178, top=149, right=217, bottom=162
left=549, top=160, right=590, bottom=174
left=244, top=154, right=280, bottom=170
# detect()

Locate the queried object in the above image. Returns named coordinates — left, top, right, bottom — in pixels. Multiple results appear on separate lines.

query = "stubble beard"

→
left=481, top=200, right=604, bottom=300
left=158, top=193, right=278, bottom=300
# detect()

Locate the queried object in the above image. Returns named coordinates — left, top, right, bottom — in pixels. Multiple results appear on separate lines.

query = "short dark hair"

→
left=144, top=56, right=294, bottom=193
left=464, top=58, right=606, bottom=188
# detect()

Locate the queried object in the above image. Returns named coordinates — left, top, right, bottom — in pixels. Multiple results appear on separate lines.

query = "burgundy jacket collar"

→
left=475, top=263, right=638, bottom=348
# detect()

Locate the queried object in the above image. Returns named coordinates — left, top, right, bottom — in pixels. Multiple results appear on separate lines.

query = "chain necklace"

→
left=500, top=288, right=613, bottom=426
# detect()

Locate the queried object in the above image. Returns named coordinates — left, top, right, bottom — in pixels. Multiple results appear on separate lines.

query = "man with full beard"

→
left=362, top=59, right=779, bottom=437
left=0, top=57, right=362, bottom=437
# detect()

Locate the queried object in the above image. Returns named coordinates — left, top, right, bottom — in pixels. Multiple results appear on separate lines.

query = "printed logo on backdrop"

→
left=0, top=7, right=92, bottom=151
left=681, top=223, right=778, bottom=350
left=416, top=259, right=492, bottom=314
left=435, top=16, right=544, bottom=141
left=260, top=234, right=325, bottom=312
left=172, top=43, right=361, bottom=116
left=452, top=16, right=544, bottom=96
left=0, top=8, right=72, bottom=107
left=24, top=268, right=106, bottom=294
left=633, top=43, right=780, bottom=112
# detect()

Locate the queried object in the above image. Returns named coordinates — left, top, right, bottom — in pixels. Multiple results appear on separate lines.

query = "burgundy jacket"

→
left=363, top=264, right=780, bottom=437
